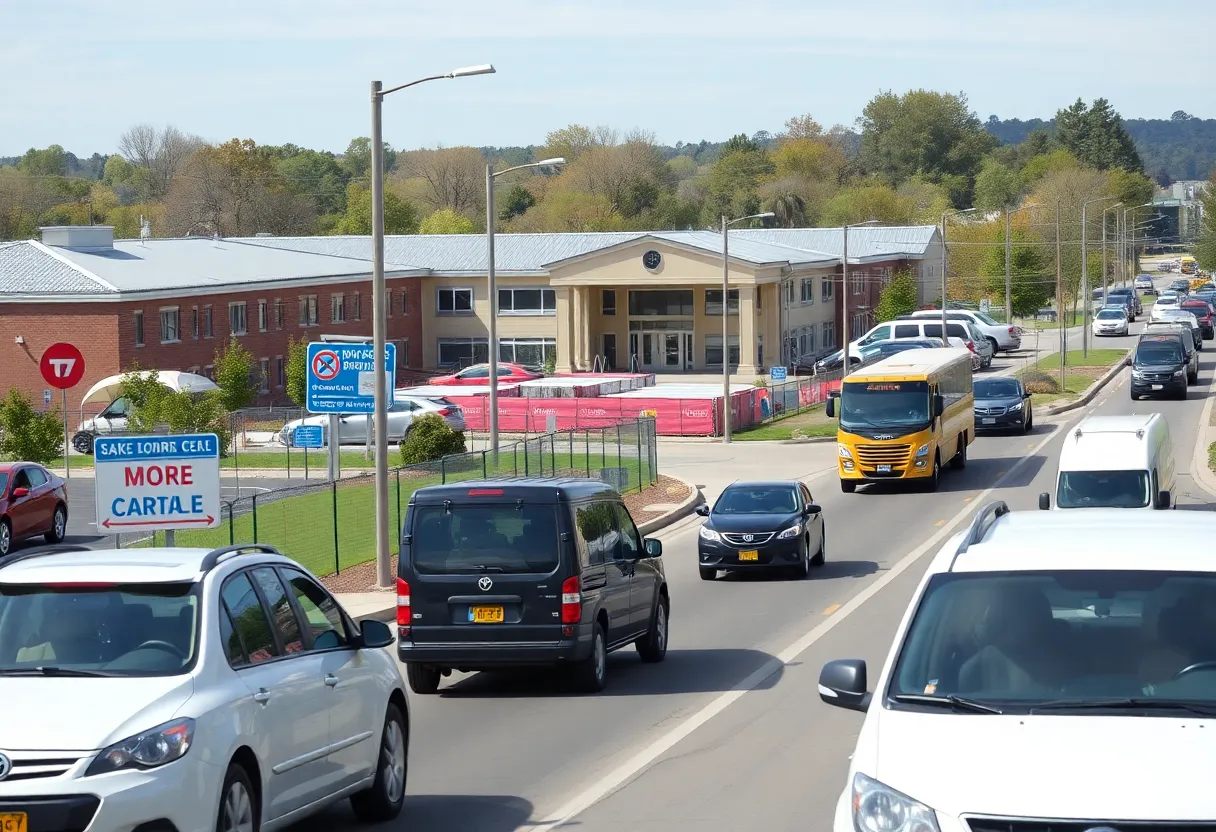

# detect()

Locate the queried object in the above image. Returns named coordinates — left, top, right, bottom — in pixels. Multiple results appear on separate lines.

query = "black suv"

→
left=1131, top=334, right=1189, bottom=400
left=1106, top=288, right=1141, bottom=319
left=397, top=478, right=668, bottom=694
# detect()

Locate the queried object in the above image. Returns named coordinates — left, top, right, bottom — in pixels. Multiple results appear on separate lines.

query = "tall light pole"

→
left=721, top=211, right=774, bottom=443
left=1081, top=196, right=1119, bottom=358
left=1004, top=203, right=1041, bottom=326
left=1121, top=203, right=1153, bottom=285
left=370, top=63, right=494, bottom=589
left=1102, top=202, right=1123, bottom=304
left=486, top=157, right=565, bottom=458
left=1055, top=200, right=1064, bottom=391
left=941, top=208, right=977, bottom=338
left=840, top=219, right=881, bottom=375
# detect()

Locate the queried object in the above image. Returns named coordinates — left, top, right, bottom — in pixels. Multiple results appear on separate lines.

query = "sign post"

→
left=39, top=343, right=86, bottom=481
left=305, top=342, right=396, bottom=482
left=94, top=434, right=221, bottom=546
left=292, top=425, right=323, bottom=481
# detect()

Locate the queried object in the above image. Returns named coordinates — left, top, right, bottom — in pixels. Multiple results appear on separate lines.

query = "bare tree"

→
left=118, top=124, right=205, bottom=201
left=397, top=147, right=485, bottom=215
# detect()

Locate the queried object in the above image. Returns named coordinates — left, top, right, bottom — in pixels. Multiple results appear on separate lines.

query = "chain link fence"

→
left=747, top=369, right=845, bottom=429
left=127, top=417, right=657, bottom=578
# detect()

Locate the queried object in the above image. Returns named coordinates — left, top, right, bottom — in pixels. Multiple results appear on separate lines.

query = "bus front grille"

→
left=855, top=444, right=912, bottom=465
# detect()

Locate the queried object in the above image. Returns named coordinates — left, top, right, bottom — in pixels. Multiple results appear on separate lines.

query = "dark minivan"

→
left=397, top=478, right=668, bottom=694
left=1130, top=334, right=1189, bottom=400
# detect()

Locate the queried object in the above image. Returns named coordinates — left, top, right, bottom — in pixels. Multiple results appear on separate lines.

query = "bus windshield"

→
left=839, top=380, right=931, bottom=432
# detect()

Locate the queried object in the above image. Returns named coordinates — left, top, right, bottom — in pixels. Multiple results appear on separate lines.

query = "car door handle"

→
left=253, top=688, right=271, bottom=704
left=324, top=674, right=339, bottom=688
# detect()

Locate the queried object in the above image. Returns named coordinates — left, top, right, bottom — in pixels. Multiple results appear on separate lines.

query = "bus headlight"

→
left=915, top=443, right=929, bottom=458
left=838, top=444, right=853, bottom=459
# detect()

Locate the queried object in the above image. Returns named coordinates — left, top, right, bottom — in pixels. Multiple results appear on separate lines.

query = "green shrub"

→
left=399, top=414, right=467, bottom=465
left=0, top=388, right=64, bottom=465
left=1020, top=369, right=1060, bottom=394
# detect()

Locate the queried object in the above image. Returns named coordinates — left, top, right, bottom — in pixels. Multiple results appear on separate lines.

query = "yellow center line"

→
left=823, top=604, right=842, bottom=615
left=934, top=519, right=946, bottom=527
left=963, top=496, right=973, bottom=502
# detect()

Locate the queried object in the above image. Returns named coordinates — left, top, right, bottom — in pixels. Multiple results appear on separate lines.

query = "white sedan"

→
left=1092, top=307, right=1130, bottom=337
left=280, top=395, right=465, bottom=446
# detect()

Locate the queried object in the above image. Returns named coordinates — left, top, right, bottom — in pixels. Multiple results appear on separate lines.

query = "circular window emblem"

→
left=478, top=577, right=493, bottom=591
left=642, top=250, right=662, bottom=271
left=0, top=753, right=11, bottom=782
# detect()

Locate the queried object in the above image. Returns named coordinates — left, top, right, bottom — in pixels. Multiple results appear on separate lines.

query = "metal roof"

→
left=733, top=226, right=938, bottom=260
left=0, top=241, right=111, bottom=295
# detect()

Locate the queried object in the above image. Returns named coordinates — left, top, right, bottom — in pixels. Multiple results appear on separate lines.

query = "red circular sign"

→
left=312, top=350, right=341, bottom=381
left=40, top=342, right=86, bottom=390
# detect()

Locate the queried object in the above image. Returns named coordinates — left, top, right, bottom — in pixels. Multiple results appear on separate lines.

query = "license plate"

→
left=1152, top=384, right=1163, bottom=390
left=876, top=464, right=892, bottom=473
left=738, top=550, right=759, bottom=561
left=469, top=605, right=504, bottom=623
left=0, top=814, right=26, bottom=832
left=982, top=418, right=996, bottom=425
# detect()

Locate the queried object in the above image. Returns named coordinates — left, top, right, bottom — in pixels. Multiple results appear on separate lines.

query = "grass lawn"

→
left=733, top=406, right=836, bottom=441
left=1024, top=310, right=1085, bottom=330
left=1034, top=349, right=1126, bottom=371
left=1020, top=367, right=1105, bottom=407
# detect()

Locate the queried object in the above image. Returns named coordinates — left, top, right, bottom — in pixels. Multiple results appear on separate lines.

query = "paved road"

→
left=305, top=304, right=1191, bottom=829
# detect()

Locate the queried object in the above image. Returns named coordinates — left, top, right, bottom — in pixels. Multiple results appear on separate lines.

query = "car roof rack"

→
left=199, top=544, right=284, bottom=574
left=947, top=500, right=1010, bottom=572
left=0, top=544, right=95, bottom=571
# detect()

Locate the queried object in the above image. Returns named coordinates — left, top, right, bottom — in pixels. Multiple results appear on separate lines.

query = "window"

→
left=331, top=293, right=345, bottom=323
left=191, top=307, right=199, bottom=340
left=385, top=290, right=393, bottom=318
left=801, top=278, right=815, bottom=304
left=133, top=311, right=144, bottom=347
left=258, top=358, right=269, bottom=393
left=704, top=289, right=740, bottom=316
left=602, top=290, right=616, bottom=316
left=25, top=467, right=47, bottom=488
left=274, top=299, right=283, bottom=330
left=221, top=573, right=277, bottom=665
left=705, top=334, right=740, bottom=367
left=893, top=324, right=921, bottom=338
left=612, top=504, right=641, bottom=561
left=852, top=270, right=865, bottom=295
left=628, top=290, right=694, bottom=317
left=250, top=568, right=303, bottom=654
left=498, top=338, right=556, bottom=368
left=437, top=287, right=473, bottom=315
left=228, top=302, right=247, bottom=336
left=275, top=356, right=285, bottom=388
left=437, top=338, right=489, bottom=367
left=160, top=308, right=180, bottom=343
left=575, top=502, right=617, bottom=566
left=220, top=606, right=245, bottom=666
left=280, top=568, right=349, bottom=650
left=351, top=292, right=361, bottom=321
left=822, top=321, right=836, bottom=349
left=400, top=289, right=408, bottom=316
left=852, top=313, right=866, bottom=336
left=298, top=295, right=318, bottom=326
left=603, top=333, right=617, bottom=370
left=498, top=287, right=556, bottom=316
left=411, top=504, right=560, bottom=574
left=203, top=306, right=213, bottom=338
left=822, top=279, right=834, bottom=302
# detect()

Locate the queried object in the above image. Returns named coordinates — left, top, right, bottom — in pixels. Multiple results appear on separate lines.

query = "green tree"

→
left=1054, top=98, right=1143, bottom=172
left=768, top=191, right=807, bottom=227
left=500, top=183, right=535, bottom=222
left=0, top=389, right=64, bottom=464
left=974, top=160, right=1022, bottom=211
left=121, top=370, right=232, bottom=456
left=418, top=208, right=475, bottom=234
left=875, top=270, right=919, bottom=321
left=18, top=145, right=68, bottom=177
left=332, top=182, right=419, bottom=235
left=272, top=148, right=349, bottom=216
left=981, top=227, right=1053, bottom=317
left=822, top=183, right=913, bottom=225
left=399, top=414, right=466, bottom=464
left=213, top=338, right=258, bottom=411
left=341, top=137, right=397, bottom=181
left=701, top=145, right=773, bottom=225
left=285, top=336, right=308, bottom=408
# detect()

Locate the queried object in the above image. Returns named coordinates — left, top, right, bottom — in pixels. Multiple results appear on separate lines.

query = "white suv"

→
left=908, top=309, right=1021, bottom=353
left=819, top=503, right=1216, bottom=829
left=0, top=543, right=409, bottom=832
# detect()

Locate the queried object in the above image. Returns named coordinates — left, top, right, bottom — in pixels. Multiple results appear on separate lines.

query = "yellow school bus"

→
left=825, top=348, right=974, bottom=493
left=1181, top=256, right=1197, bottom=275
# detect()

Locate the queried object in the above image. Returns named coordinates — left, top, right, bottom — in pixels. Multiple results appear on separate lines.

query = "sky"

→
left=3, top=0, right=1212, bottom=157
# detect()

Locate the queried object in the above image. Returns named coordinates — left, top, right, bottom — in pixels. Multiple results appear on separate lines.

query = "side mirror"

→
left=1124, top=355, right=1132, bottom=366
left=818, top=659, right=871, bottom=712
left=695, top=504, right=710, bottom=517
left=1038, top=492, right=1051, bottom=510
left=933, top=394, right=944, bottom=417
left=825, top=398, right=836, bottom=418
left=10, top=488, right=28, bottom=499
left=1157, top=490, right=1172, bottom=510
left=359, top=618, right=395, bottom=649
left=1023, top=391, right=1032, bottom=399
left=643, top=538, right=663, bottom=558
left=804, top=503, right=822, bottom=516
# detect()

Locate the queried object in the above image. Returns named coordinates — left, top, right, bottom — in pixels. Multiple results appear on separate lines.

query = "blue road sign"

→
left=292, top=424, right=324, bottom=448
left=770, top=365, right=788, bottom=382
left=306, top=342, right=397, bottom=414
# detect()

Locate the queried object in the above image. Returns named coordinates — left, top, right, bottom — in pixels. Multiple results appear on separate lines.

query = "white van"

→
left=1039, top=413, right=1174, bottom=511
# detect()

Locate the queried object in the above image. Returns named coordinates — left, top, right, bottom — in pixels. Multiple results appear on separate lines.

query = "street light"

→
left=1004, top=203, right=1041, bottom=326
left=1121, top=203, right=1154, bottom=285
left=1080, top=196, right=1120, bottom=357
left=1101, top=202, right=1123, bottom=306
left=840, top=220, right=881, bottom=376
left=487, top=157, right=565, bottom=458
left=369, top=63, right=495, bottom=589
left=941, top=208, right=977, bottom=338
left=721, top=211, right=775, bottom=443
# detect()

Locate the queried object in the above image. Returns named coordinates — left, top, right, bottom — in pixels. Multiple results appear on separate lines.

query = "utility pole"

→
left=1081, top=202, right=1089, bottom=358
left=1004, top=208, right=1012, bottom=326
left=1056, top=200, right=1064, bottom=392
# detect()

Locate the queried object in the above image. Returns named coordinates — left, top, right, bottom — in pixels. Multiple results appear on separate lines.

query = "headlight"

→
left=777, top=523, right=802, bottom=540
left=1008, top=400, right=1023, bottom=412
left=838, top=444, right=853, bottom=459
left=1132, top=369, right=1146, bottom=379
left=85, top=718, right=195, bottom=776
left=699, top=526, right=721, bottom=542
left=852, top=772, right=940, bottom=832
left=1174, top=370, right=1185, bottom=377
left=914, top=443, right=929, bottom=458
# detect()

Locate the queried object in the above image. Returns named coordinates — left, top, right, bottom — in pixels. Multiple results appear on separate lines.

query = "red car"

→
left=0, top=462, right=68, bottom=557
left=429, top=363, right=542, bottom=386
left=1181, top=300, right=1216, bottom=340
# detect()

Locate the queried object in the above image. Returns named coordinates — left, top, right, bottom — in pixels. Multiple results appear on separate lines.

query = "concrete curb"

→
left=638, top=474, right=703, bottom=537
left=1043, top=350, right=1131, bottom=417
left=778, top=435, right=835, bottom=445
left=1188, top=365, right=1216, bottom=501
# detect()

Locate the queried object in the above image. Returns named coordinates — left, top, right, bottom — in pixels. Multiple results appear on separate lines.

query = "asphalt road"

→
left=305, top=304, right=1198, bottom=830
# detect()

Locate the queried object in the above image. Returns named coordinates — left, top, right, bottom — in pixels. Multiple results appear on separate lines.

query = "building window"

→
left=275, top=356, right=285, bottom=388
left=801, top=278, right=814, bottom=304
left=852, top=313, right=866, bottom=335
left=258, top=300, right=268, bottom=332
left=274, top=298, right=283, bottom=330
left=602, top=290, right=616, bottom=316
left=437, top=287, right=473, bottom=315
left=298, top=295, right=318, bottom=326
left=351, top=292, right=361, bottom=321
left=704, top=289, right=740, bottom=316
left=498, top=338, right=556, bottom=368
left=331, top=293, right=346, bottom=323
left=160, top=307, right=180, bottom=343
left=822, top=321, right=836, bottom=349
left=133, top=311, right=144, bottom=347
left=228, top=302, right=247, bottom=336
left=822, top=279, right=834, bottom=302
left=258, top=358, right=270, bottom=393
left=400, top=289, right=408, bottom=316
left=191, top=307, right=199, bottom=340
left=627, top=290, right=694, bottom=317
left=203, top=306, right=213, bottom=338
left=385, top=290, right=393, bottom=318
left=852, top=270, right=864, bottom=295
left=498, top=288, right=556, bottom=316
left=704, top=334, right=740, bottom=367
left=437, top=338, right=489, bottom=367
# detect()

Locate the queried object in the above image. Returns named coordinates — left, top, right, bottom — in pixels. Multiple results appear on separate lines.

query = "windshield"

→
left=1136, top=341, right=1183, bottom=364
left=973, top=379, right=1020, bottom=398
left=714, top=486, right=798, bottom=515
left=888, top=570, right=1216, bottom=712
left=1096, top=309, right=1124, bottom=320
left=0, top=583, right=198, bottom=676
left=1057, top=470, right=1151, bottom=509
left=973, top=312, right=998, bottom=325
left=0, top=474, right=7, bottom=495
left=839, top=380, right=930, bottom=431
left=411, top=504, right=559, bottom=574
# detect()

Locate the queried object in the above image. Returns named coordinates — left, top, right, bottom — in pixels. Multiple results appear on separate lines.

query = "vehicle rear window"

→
left=411, top=503, right=560, bottom=574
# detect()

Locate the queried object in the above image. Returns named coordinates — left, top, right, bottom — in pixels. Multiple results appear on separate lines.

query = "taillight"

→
left=1008, top=327, right=1015, bottom=335
left=561, top=576, right=582, bottom=624
left=967, top=341, right=976, bottom=352
left=436, top=407, right=452, bottom=416
left=396, top=577, right=411, bottom=632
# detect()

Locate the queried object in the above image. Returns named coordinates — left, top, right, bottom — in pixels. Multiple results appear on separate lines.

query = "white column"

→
left=737, top=285, right=758, bottom=376
left=555, top=287, right=573, bottom=373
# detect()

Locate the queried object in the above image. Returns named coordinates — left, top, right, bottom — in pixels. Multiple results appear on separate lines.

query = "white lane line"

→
left=529, top=414, right=1073, bottom=832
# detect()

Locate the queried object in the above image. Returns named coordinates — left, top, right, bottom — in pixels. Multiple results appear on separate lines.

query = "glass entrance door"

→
left=629, top=323, right=694, bottom=372
left=663, top=333, right=681, bottom=368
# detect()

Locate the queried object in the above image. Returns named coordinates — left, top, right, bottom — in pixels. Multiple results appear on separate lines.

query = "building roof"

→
left=0, top=240, right=109, bottom=295
left=734, top=226, right=939, bottom=260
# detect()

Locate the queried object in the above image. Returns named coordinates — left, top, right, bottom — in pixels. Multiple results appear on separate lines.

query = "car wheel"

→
left=215, top=763, right=258, bottom=832
left=0, top=519, right=10, bottom=557
left=45, top=505, right=66, bottom=544
left=635, top=596, right=669, bottom=663
left=925, top=453, right=941, bottom=492
left=1130, top=390, right=1138, bottom=401
left=405, top=663, right=441, bottom=695
left=811, top=522, right=826, bottom=566
left=1024, top=410, right=1033, bottom=433
left=350, top=703, right=408, bottom=822
left=571, top=622, right=607, bottom=693
left=72, top=432, right=95, bottom=455
left=951, top=436, right=967, bottom=470
left=840, top=479, right=857, bottom=494
left=793, top=539, right=811, bottom=579
left=698, top=566, right=717, bottom=581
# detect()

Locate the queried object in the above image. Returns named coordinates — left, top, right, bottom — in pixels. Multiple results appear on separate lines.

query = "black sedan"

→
left=697, top=481, right=824, bottom=580
left=973, top=377, right=1033, bottom=433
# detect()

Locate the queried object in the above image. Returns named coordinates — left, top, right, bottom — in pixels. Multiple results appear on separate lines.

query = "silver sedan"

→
left=280, top=396, right=466, bottom=446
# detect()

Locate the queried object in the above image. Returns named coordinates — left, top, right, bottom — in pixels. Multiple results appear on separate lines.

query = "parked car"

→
left=0, top=463, right=68, bottom=557
left=397, top=478, right=668, bottom=694
left=804, top=338, right=946, bottom=375
left=0, top=542, right=408, bottom=829
left=972, top=377, right=1033, bottom=434
left=1135, top=274, right=1157, bottom=294
left=696, top=480, right=825, bottom=580
left=1181, top=299, right=1216, bottom=339
left=873, top=317, right=989, bottom=369
left=280, top=395, right=465, bottom=446
left=907, top=309, right=1020, bottom=353
left=1092, top=306, right=1130, bottom=336
left=429, top=363, right=542, bottom=386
